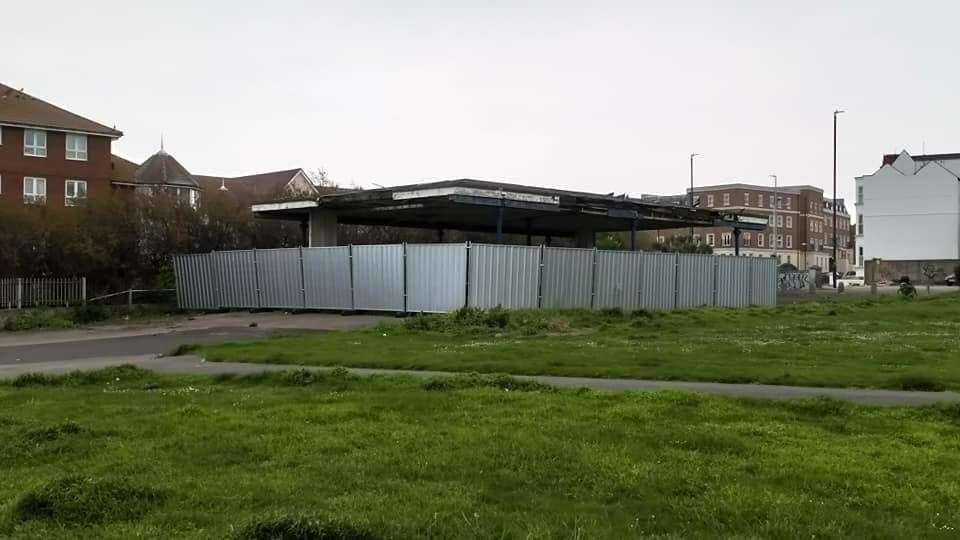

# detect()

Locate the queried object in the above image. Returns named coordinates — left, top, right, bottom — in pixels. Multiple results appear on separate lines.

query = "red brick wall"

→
left=0, top=125, right=113, bottom=208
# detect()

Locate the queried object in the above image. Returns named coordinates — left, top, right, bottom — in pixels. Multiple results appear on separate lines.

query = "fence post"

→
left=252, top=248, right=262, bottom=310
left=536, top=244, right=545, bottom=309
left=748, top=258, right=754, bottom=306
left=401, top=242, right=408, bottom=313
left=348, top=245, right=356, bottom=311
left=589, top=248, right=597, bottom=310
left=127, top=288, right=133, bottom=310
left=298, top=246, right=307, bottom=309
left=81, top=277, right=87, bottom=306
left=673, top=252, right=680, bottom=311
left=463, top=242, right=471, bottom=309
left=712, top=256, right=720, bottom=307
left=16, top=278, right=23, bottom=310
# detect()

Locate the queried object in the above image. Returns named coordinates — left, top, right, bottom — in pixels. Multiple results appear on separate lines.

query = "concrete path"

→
left=2, top=354, right=958, bottom=407
left=0, top=312, right=389, bottom=364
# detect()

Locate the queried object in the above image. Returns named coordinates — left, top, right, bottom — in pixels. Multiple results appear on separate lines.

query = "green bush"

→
left=2, top=309, right=74, bottom=331
left=70, top=304, right=110, bottom=324
left=9, top=476, right=165, bottom=525
left=232, top=514, right=380, bottom=540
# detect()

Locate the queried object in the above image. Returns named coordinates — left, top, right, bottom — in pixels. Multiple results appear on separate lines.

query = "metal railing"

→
left=0, top=277, right=87, bottom=309
left=87, top=288, right=177, bottom=308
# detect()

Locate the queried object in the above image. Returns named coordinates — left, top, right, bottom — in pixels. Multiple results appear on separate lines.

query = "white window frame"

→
left=785, top=216, right=792, bottom=228
left=857, top=185, right=863, bottom=204
left=23, top=176, right=47, bottom=204
left=743, top=232, right=752, bottom=245
left=24, top=129, right=47, bottom=157
left=706, top=233, right=715, bottom=247
left=721, top=232, right=732, bottom=247
left=722, top=193, right=730, bottom=206
left=66, top=134, right=88, bottom=161
left=743, top=192, right=750, bottom=206
left=757, top=233, right=764, bottom=247
left=785, top=198, right=791, bottom=210
left=858, top=217, right=863, bottom=234
left=777, top=235, right=784, bottom=248
left=769, top=195, right=774, bottom=207
left=706, top=194, right=714, bottom=207
left=776, top=215, right=783, bottom=227
left=65, top=179, right=88, bottom=206
left=786, top=235, right=793, bottom=248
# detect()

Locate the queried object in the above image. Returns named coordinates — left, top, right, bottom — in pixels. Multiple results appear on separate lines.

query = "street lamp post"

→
left=832, top=109, right=845, bottom=288
left=689, top=153, right=699, bottom=238
left=770, top=174, right=778, bottom=264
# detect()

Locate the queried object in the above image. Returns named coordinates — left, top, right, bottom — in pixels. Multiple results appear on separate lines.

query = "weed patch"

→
left=895, top=375, right=946, bottom=392
left=9, top=476, right=165, bottom=525
left=423, top=373, right=555, bottom=393
left=9, top=365, right=150, bottom=388
left=232, top=514, right=380, bottom=540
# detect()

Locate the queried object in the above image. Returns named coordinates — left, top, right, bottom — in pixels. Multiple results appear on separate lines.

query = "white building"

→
left=855, top=150, right=960, bottom=272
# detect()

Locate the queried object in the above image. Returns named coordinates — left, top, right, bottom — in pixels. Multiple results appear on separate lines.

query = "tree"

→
left=654, top=235, right=713, bottom=254
left=920, top=263, right=942, bottom=294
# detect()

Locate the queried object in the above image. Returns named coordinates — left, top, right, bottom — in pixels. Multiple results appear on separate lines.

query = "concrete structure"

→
left=645, top=183, right=854, bottom=272
left=252, top=179, right=768, bottom=248
left=855, top=150, right=960, bottom=282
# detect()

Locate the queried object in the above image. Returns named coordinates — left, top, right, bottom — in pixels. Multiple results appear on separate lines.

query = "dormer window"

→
left=66, top=134, right=88, bottom=161
left=24, top=129, right=47, bottom=157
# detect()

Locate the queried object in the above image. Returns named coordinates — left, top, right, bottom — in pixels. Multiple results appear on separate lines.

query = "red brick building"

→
left=646, top=183, right=854, bottom=272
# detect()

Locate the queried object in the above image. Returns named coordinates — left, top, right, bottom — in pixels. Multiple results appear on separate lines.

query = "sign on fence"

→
left=173, top=244, right=777, bottom=313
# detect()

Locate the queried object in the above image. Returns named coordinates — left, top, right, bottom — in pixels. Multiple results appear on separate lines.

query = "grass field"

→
left=2, top=366, right=959, bottom=538
left=193, top=293, right=960, bottom=391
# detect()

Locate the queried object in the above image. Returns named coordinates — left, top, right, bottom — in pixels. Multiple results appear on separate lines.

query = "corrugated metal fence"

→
left=174, top=244, right=776, bottom=312
left=0, top=277, right=87, bottom=309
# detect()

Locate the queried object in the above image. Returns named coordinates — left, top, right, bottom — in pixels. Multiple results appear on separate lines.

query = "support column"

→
left=733, top=228, right=742, bottom=256
left=299, top=219, right=309, bottom=247
left=525, top=218, right=532, bottom=246
left=496, top=205, right=504, bottom=244
left=308, top=209, right=338, bottom=247
left=630, top=219, right=637, bottom=251
left=574, top=230, right=595, bottom=249
left=437, top=229, right=445, bottom=243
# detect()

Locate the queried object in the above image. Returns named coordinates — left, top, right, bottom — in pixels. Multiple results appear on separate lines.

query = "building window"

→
left=657, top=236, right=665, bottom=244
left=706, top=194, right=714, bottom=207
left=66, top=134, right=88, bottom=161
left=721, top=233, right=732, bottom=247
left=785, top=197, right=791, bottom=210
left=786, top=235, right=793, bottom=248
left=776, top=215, right=783, bottom=227
left=743, top=232, right=752, bottom=246
left=23, top=177, right=47, bottom=204
left=768, top=214, right=774, bottom=225
left=693, top=195, right=700, bottom=206
left=757, top=233, right=764, bottom=247
left=859, top=247, right=863, bottom=266
left=65, top=179, right=88, bottom=206
left=769, top=195, right=774, bottom=207
left=785, top=216, right=792, bottom=228
left=857, top=185, right=863, bottom=204
left=722, top=193, right=730, bottom=206
left=777, top=235, right=783, bottom=248
left=769, top=233, right=775, bottom=247
left=743, top=193, right=750, bottom=206
left=692, top=234, right=701, bottom=244
left=23, top=129, right=47, bottom=157
left=777, top=197, right=783, bottom=209
left=858, top=216, right=863, bottom=234
left=706, top=233, right=715, bottom=247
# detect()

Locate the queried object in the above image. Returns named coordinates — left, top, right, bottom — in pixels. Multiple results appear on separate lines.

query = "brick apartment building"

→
left=646, top=183, right=854, bottom=272
left=0, top=83, right=316, bottom=209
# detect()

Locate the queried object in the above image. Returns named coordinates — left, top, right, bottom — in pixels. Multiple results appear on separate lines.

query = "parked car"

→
left=837, top=270, right=865, bottom=287
left=946, top=274, right=957, bottom=286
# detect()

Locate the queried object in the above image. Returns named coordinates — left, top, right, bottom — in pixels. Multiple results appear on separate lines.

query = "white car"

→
left=837, top=270, right=865, bottom=287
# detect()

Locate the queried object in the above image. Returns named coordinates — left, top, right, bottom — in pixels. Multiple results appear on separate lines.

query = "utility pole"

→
left=832, top=109, right=844, bottom=288
left=689, top=153, right=699, bottom=238
left=770, top=174, right=778, bottom=264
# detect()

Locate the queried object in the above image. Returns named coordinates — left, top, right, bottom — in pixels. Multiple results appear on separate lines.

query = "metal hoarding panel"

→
left=540, top=247, right=594, bottom=309
left=174, top=254, right=219, bottom=310
left=468, top=244, right=540, bottom=309
left=637, top=252, right=677, bottom=311
left=750, top=257, right=777, bottom=306
left=405, top=243, right=467, bottom=313
left=256, top=248, right=304, bottom=309
left=214, top=250, right=259, bottom=309
left=716, top=256, right=752, bottom=308
left=594, top=250, right=643, bottom=311
left=351, top=244, right=405, bottom=311
left=302, top=247, right=353, bottom=310
left=675, top=253, right=715, bottom=309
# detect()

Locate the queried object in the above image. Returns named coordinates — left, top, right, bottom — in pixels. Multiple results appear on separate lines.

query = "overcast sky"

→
left=5, top=1, right=958, bottom=205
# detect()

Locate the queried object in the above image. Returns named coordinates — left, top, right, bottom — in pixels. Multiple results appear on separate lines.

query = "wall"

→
left=856, top=156, right=960, bottom=262
left=865, top=258, right=960, bottom=285
left=0, top=125, right=113, bottom=207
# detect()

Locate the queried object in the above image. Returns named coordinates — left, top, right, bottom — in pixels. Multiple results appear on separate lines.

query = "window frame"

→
left=721, top=232, right=732, bottom=247
left=706, top=233, right=715, bottom=247
left=65, top=179, right=88, bottom=206
left=757, top=233, right=764, bottom=247
left=785, top=216, right=792, bottom=228
left=722, top=193, right=730, bottom=206
left=706, top=194, right=714, bottom=207
left=65, top=134, right=88, bottom=161
left=23, top=129, right=47, bottom=157
left=23, top=176, right=47, bottom=204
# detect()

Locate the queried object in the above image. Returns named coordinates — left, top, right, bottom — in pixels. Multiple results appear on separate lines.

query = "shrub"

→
left=10, top=476, right=165, bottom=525
left=2, top=309, right=74, bottom=331
left=70, top=304, right=111, bottom=324
left=232, top=514, right=380, bottom=540
left=896, top=375, right=946, bottom=392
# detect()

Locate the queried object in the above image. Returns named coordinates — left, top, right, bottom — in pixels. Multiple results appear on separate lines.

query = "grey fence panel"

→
left=352, top=244, right=405, bottom=311
left=174, top=254, right=220, bottom=310
left=716, top=256, right=752, bottom=307
left=302, top=247, right=353, bottom=309
left=468, top=244, right=540, bottom=309
left=540, top=247, right=594, bottom=309
left=676, top=253, right=715, bottom=309
left=639, top=252, right=677, bottom=311
left=594, top=250, right=643, bottom=311
left=750, top=257, right=777, bottom=306
left=256, top=248, right=304, bottom=309
left=214, top=250, right=259, bottom=309
left=406, top=244, right=467, bottom=313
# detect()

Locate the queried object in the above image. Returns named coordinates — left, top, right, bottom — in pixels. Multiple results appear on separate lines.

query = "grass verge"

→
left=193, top=294, right=960, bottom=391
left=1, top=366, right=959, bottom=537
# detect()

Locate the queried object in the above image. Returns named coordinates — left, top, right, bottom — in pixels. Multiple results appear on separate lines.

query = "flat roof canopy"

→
left=253, top=179, right=766, bottom=236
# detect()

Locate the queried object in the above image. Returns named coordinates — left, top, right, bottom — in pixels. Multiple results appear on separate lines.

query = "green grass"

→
left=1, top=366, right=959, bottom=538
left=193, top=294, right=960, bottom=391
left=1, top=304, right=182, bottom=332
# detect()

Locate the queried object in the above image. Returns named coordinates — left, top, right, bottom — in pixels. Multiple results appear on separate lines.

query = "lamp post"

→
left=832, top=109, right=844, bottom=288
left=689, top=153, right=699, bottom=238
left=770, top=174, right=778, bottom=264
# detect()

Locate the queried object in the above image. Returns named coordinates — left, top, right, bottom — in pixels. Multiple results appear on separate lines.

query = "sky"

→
left=4, top=0, right=960, bottom=206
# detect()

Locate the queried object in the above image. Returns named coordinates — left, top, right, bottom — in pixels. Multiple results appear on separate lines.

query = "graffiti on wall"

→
left=779, top=271, right=812, bottom=290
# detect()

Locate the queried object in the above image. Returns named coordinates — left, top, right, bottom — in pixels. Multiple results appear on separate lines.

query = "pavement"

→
left=1, top=310, right=958, bottom=407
